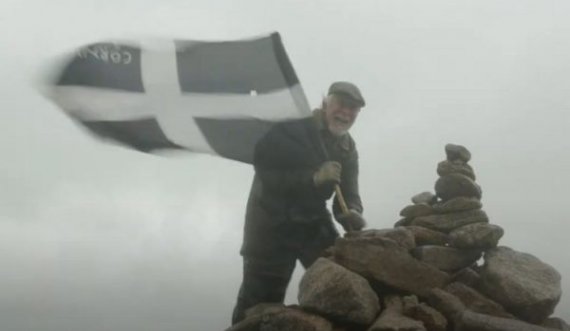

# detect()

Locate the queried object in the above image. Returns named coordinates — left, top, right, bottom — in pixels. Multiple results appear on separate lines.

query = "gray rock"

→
left=333, top=237, right=450, bottom=297
left=479, top=247, right=562, bottom=323
left=345, top=228, right=416, bottom=250
left=411, top=191, right=437, bottom=205
left=542, top=317, right=570, bottom=331
left=405, top=226, right=449, bottom=246
left=400, top=203, right=434, bottom=218
left=455, top=310, right=554, bottom=331
left=435, top=174, right=482, bottom=202
left=368, top=296, right=426, bottom=331
left=437, top=160, right=476, bottom=181
left=394, top=218, right=413, bottom=227
left=449, top=223, right=504, bottom=249
left=402, top=297, right=447, bottom=331
left=299, top=258, right=380, bottom=325
left=412, top=246, right=482, bottom=272
left=227, top=306, right=333, bottom=331
left=432, top=197, right=482, bottom=214
left=450, top=267, right=481, bottom=287
left=445, top=144, right=471, bottom=163
left=444, top=282, right=513, bottom=318
left=426, top=288, right=466, bottom=328
left=410, top=209, right=489, bottom=233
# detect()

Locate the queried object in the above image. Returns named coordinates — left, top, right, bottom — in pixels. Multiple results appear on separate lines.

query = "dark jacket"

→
left=240, top=109, right=362, bottom=257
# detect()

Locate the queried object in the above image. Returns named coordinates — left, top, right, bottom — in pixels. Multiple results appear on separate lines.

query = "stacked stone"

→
left=227, top=144, right=566, bottom=331
left=394, top=143, right=504, bottom=274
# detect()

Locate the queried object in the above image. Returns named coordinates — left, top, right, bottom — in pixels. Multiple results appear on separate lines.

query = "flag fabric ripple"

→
left=45, top=32, right=311, bottom=163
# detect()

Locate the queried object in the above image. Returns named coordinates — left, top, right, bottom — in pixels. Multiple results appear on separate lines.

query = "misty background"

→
left=1, top=1, right=569, bottom=330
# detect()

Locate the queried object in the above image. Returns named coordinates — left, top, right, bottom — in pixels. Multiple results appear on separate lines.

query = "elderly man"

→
left=232, top=81, right=366, bottom=324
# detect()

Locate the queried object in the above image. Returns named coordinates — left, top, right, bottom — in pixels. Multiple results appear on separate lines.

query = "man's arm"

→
left=333, top=150, right=363, bottom=217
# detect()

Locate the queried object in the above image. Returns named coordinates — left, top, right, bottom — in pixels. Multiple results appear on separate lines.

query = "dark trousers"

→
left=231, top=222, right=337, bottom=325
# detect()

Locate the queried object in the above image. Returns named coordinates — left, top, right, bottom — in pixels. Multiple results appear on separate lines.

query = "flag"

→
left=44, top=32, right=311, bottom=163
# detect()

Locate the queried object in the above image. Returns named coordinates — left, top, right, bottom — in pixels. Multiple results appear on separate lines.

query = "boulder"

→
left=412, top=246, right=482, bottom=272
left=402, top=296, right=447, bottom=331
left=410, top=209, right=488, bottom=233
left=444, top=282, right=513, bottom=318
left=448, top=223, right=504, bottom=249
left=333, top=237, right=450, bottom=297
left=299, top=258, right=380, bottom=325
left=432, top=197, right=482, bottom=214
left=445, top=144, right=471, bottom=163
left=435, top=174, right=482, bottom=202
left=411, top=191, right=437, bottom=205
left=405, top=226, right=449, bottom=246
left=479, top=247, right=562, bottom=323
left=455, top=310, right=554, bottom=331
left=368, top=296, right=426, bottom=331
left=244, top=303, right=285, bottom=319
left=450, top=267, right=481, bottom=287
left=437, top=160, right=476, bottom=181
left=426, top=288, right=466, bottom=327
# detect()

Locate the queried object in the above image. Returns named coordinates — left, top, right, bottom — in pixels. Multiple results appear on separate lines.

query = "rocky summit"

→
left=227, top=144, right=567, bottom=331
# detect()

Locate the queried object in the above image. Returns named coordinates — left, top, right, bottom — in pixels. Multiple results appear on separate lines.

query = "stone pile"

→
left=227, top=144, right=567, bottom=331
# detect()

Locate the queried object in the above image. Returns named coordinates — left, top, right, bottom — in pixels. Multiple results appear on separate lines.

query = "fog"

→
left=1, top=1, right=569, bottom=330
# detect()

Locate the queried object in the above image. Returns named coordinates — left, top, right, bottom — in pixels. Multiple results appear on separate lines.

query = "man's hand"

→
left=336, top=209, right=366, bottom=232
left=313, top=161, right=342, bottom=187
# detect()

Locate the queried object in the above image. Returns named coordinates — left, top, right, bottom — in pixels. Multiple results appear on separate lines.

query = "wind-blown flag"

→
left=44, top=32, right=311, bottom=163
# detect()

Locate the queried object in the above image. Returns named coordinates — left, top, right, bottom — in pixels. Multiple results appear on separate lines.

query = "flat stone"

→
left=455, top=310, right=554, bottom=331
left=227, top=306, right=332, bottom=331
left=405, top=226, right=449, bottom=246
left=333, top=237, right=450, bottom=297
left=412, top=246, right=482, bottom=272
left=400, top=203, right=435, bottom=218
left=437, top=160, right=476, bottom=181
left=432, top=197, right=482, bottom=214
left=410, top=209, right=489, bottom=233
left=299, top=258, right=380, bottom=325
left=448, top=223, right=504, bottom=249
left=435, top=174, right=482, bottom=202
left=444, top=282, right=513, bottom=318
left=394, top=218, right=413, bottom=227
left=345, top=227, right=416, bottom=250
left=479, top=247, right=562, bottom=323
left=411, top=191, right=437, bottom=205
left=445, top=144, right=471, bottom=163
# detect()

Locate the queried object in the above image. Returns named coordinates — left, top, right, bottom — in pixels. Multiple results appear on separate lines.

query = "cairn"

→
left=227, top=144, right=567, bottom=331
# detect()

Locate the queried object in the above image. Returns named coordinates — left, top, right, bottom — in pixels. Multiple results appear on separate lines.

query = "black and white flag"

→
left=45, top=32, right=310, bottom=163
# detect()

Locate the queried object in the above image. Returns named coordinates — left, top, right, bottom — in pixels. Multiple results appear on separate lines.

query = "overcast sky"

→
left=1, top=1, right=570, bottom=330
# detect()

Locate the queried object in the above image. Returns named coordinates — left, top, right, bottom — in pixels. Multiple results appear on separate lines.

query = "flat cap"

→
left=328, top=81, right=366, bottom=107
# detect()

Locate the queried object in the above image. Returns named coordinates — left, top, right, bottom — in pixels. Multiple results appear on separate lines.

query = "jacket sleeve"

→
left=333, top=148, right=363, bottom=217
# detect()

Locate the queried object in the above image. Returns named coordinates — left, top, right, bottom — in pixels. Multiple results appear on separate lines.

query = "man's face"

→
left=324, top=95, right=361, bottom=136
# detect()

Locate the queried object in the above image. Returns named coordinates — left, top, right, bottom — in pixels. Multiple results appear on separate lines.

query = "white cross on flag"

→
left=44, top=32, right=311, bottom=163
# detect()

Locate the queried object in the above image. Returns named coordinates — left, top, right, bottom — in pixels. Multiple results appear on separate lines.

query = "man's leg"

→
left=299, top=221, right=339, bottom=269
left=231, top=254, right=296, bottom=325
